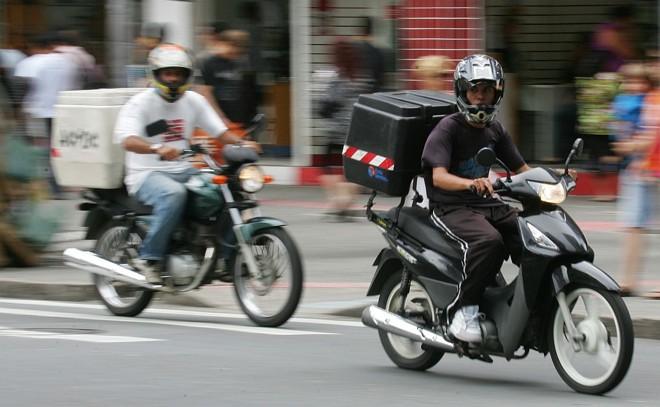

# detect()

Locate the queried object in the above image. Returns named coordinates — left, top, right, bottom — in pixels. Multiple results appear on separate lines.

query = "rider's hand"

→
left=469, top=177, right=494, bottom=197
left=156, top=146, right=181, bottom=161
left=554, top=168, right=578, bottom=181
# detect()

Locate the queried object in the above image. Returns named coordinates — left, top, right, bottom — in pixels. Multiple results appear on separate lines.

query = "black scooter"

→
left=361, top=139, right=633, bottom=395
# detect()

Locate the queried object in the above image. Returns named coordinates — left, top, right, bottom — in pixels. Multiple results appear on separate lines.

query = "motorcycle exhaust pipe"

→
left=361, top=305, right=455, bottom=353
left=63, top=248, right=161, bottom=291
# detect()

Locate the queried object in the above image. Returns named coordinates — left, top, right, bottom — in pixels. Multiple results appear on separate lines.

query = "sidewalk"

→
left=0, top=185, right=658, bottom=340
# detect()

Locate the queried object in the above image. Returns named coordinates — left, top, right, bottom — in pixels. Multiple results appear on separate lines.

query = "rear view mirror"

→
left=476, top=147, right=497, bottom=167
left=572, top=138, right=584, bottom=157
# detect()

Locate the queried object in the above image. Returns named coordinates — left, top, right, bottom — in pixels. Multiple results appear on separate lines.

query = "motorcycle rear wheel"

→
left=378, top=272, right=444, bottom=371
left=549, top=286, right=633, bottom=395
left=93, top=225, right=154, bottom=317
left=232, top=227, right=303, bottom=327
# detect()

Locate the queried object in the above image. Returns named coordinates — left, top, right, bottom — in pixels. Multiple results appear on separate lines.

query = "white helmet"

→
left=148, top=43, right=193, bottom=102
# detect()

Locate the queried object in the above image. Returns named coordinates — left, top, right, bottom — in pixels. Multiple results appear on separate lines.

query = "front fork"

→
left=556, top=291, right=586, bottom=351
left=220, top=185, right=262, bottom=279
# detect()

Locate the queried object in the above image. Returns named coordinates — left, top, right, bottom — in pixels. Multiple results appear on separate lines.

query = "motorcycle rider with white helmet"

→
left=421, top=55, right=532, bottom=343
left=114, top=43, right=256, bottom=284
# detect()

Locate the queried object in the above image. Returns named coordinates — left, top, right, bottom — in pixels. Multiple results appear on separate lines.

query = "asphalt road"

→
left=0, top=298, right=658, bottom=406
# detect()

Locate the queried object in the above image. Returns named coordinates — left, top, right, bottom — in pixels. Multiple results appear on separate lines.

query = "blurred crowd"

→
left=0, top=5, right=658, bottom=287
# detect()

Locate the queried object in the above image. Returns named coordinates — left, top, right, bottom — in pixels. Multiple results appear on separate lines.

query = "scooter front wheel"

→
left=93, top=225, right=154, bottom=317
left=378, top=271, right=444, bottom=370
left=549, top=286, right=633, bottom=394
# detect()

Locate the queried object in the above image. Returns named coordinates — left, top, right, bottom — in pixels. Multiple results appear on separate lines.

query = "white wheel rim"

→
left=385, top=280, right=435, bottom=359
left=95, top=227, right=147, bottom=308
left=235, top=233, right=294, bottom=318
left=553, top=288, right=621, bottom=387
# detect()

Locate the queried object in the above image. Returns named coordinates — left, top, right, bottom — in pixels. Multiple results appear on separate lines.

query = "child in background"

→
left=611, top=61, right=657, bottom=297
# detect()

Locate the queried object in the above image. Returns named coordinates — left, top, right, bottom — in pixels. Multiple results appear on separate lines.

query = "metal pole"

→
left=106, top=0, right=133, bottom=87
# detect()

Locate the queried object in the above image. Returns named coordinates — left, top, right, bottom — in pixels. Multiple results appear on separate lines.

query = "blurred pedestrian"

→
left=413, top=55, right=452, bottom=92
left=13, top=32, right=78, bottom=197
left=611, top=59, right=659, bottom=297
left=318, top=39, right=370, bottom=221
left=197, top=28, right=258, bottom=127
left=0, top=176, right=40, bottom=267
left=352, top=16, right=386, bottom=92
left=127, top=22, right=165, bottom=87
left=195, top=28, right=260, bottom=163
left=53, top=29, right=104, bottom=89
left=575, top=5, right=639, bottom=77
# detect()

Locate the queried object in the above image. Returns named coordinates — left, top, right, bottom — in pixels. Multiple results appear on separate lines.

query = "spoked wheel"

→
left=378, top=272, right=444, bottom=370
left=232, top=227, right=303, bottom=327
left=549, top=286, right=634, bottom=394
left=93, top=225, right=153, bottom=317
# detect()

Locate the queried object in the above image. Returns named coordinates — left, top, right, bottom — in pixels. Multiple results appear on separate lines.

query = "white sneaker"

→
left=131, top=259, right=163, bottom=284
left=448, top=305, right=483, bottom=343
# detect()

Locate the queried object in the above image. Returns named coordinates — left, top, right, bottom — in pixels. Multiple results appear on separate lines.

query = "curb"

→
left=0, top=281, right=96, bottom=302
left=1, top=280, right=658, bottom=340
left=0, top=280, right=221, bottom=309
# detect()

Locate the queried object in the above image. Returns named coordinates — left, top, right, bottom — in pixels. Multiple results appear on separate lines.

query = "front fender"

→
left=552, top=261, right=621, bottom=294
left=238, top=217, right=287, bottom=241
left=366, top=249, right=402, bottom=296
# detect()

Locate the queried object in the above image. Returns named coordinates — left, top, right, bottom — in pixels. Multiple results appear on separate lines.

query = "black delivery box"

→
left=343, top=90, right=456, bottom=196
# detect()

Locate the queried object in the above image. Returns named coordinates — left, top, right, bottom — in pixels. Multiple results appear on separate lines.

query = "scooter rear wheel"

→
left=549, top=286, right=633, bottom=394
left=93, top=225, right=154, bottom=317
left=378, top=272, right=444, bottom=371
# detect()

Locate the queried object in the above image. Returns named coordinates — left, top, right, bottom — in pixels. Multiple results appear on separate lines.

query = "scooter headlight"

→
left=528, top=181, right=566, bottom=204
left=238, top=164, right=265, bottom=193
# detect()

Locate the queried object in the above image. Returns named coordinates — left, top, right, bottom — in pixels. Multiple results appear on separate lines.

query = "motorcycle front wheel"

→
left=232, top=227, right=303, bottom=327
left=549, top=286, right=633, bottom=395
left=378, top=272, right=444, bottom=371
left=93, top=225, right=154, bottom=317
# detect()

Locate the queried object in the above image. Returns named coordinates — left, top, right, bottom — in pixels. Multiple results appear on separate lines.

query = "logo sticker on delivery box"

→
left=368, top=165, right=389, bottom=183
left=59, top=130, right=99, bottom=150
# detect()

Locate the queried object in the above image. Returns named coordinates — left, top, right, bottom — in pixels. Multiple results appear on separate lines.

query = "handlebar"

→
left=469, top=178, right=509, bottom=198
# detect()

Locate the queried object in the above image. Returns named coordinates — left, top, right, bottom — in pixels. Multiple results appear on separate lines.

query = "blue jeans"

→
left=134, top=168, right=199, bottom=261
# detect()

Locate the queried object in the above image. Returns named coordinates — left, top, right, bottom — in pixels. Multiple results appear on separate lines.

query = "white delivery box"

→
left=52, top=88, right=146, bottom=189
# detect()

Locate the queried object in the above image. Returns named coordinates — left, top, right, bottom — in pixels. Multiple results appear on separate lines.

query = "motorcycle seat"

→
left=91, top=187, right=153, bottom=215
left=387, top=206, right=463, bottom=261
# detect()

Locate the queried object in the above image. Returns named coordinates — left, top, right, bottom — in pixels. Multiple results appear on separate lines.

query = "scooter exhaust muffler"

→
left=361, top=305, right=455, bottom=352
left=63, top=248, right=161, bottom=291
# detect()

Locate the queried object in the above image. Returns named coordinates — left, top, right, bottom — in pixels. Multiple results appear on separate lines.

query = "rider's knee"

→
left=162, top=183, right=188, bottom=207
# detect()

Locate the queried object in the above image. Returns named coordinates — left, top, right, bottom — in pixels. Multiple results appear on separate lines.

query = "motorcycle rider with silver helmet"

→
left=114, top=43, right=257, bottom=285
left=421, top=54, right=532, bottom=343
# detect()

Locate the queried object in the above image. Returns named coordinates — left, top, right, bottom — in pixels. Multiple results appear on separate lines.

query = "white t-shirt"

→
left=14, top=52, right=78, bottom=118
left=114, top=89, right=227, bottom=194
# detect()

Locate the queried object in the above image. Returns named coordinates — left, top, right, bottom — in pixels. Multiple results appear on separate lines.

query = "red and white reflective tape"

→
left=342, top=145, right=395, bottom=171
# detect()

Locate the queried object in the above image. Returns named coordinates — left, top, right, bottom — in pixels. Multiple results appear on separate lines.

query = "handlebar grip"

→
left=492, top=179, right=505, bottom=190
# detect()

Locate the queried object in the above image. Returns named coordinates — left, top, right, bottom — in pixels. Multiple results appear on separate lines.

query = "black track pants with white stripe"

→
left=431, top=204, right=521, bottom=311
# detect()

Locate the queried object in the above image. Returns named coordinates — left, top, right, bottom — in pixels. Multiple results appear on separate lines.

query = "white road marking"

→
left=0, top=306, right=335, bottom=336
left=0, top=325, right=162, bottom=343
left=0, top=298, right=365, bottom=327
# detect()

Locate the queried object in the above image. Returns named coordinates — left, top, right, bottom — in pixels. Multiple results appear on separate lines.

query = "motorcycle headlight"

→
left=238, top=164, right=265, bottom=193
left=528, top=181, right=566, bottom=204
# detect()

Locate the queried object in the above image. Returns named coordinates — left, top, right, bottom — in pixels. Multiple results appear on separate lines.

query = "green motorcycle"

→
left=64, top=143, right=303, bottom=328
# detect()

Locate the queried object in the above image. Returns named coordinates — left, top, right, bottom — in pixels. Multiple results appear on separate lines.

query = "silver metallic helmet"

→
left=453, top=54, right=505, bottom=125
